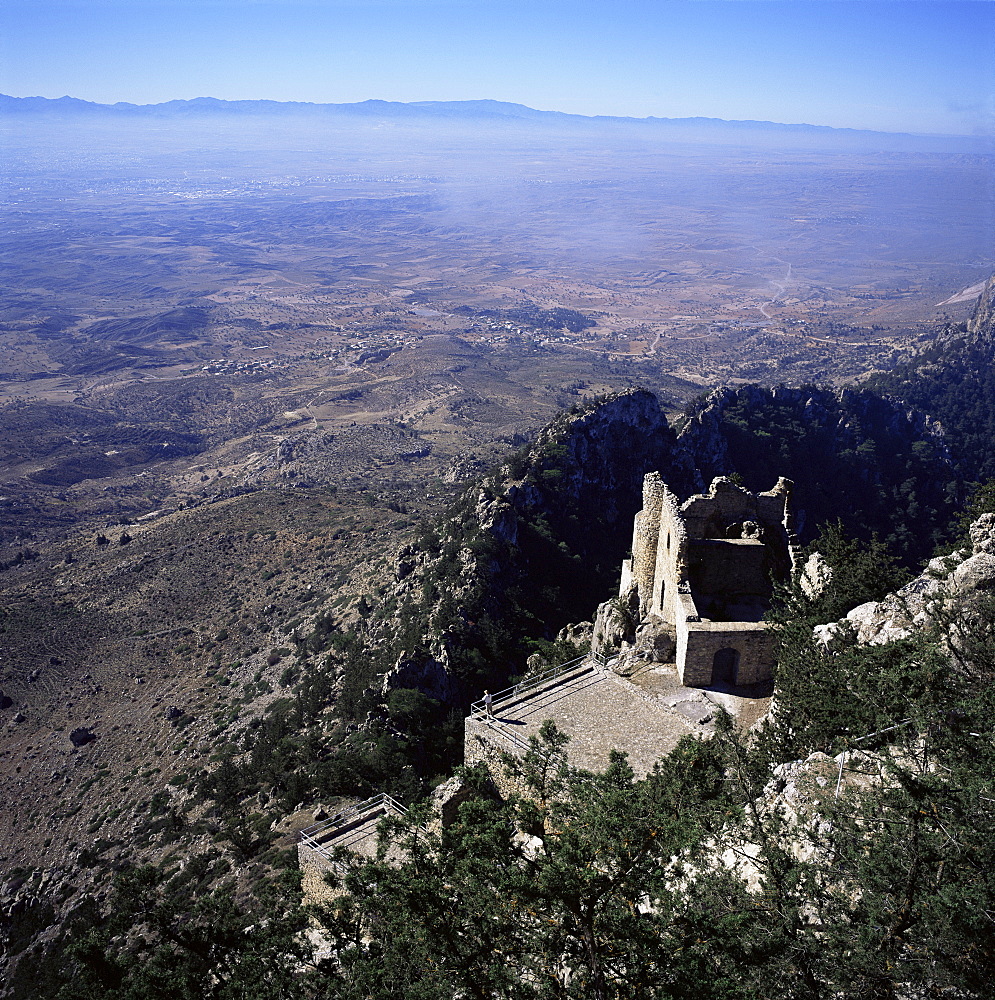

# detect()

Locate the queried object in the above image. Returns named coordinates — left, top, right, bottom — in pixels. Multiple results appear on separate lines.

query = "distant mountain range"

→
left=0, top=93, right=956, bottom=140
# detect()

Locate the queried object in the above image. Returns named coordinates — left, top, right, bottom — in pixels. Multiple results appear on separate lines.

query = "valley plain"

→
left=2, top=107, right=991, bottom=541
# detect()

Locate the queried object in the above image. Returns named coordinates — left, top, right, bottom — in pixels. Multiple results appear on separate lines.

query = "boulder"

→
left=592, top=597, right=637, bottom=656
left=951, top=552, right=995, bottom=593
left=799, top=551, right=833, bottom=600
left=430, top=775, right=479, bottom=829
left=633, top=618, right=675, bottom=662
left=815, top=510, right=995, bottom=649
left=556, top=621, right=593, bottom=646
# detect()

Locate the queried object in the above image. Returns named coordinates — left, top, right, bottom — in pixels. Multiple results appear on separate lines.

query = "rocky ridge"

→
left=358, top=379, right=964, bottom=713
left=964, top=272, right=995, bottom=340
left=354, top=389, right=690, bottom=710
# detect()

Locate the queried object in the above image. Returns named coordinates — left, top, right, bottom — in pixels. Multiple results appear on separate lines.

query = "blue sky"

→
left=1, top=1, right=993, bottom=135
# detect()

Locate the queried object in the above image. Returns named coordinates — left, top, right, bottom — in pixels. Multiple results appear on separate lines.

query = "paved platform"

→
left=625, top=660, right=774, bottom=731
left=310, top=811, right=386, bottom=861
left=476, top=662, right=687, bottom=776
left=299, top=795, right=408, bottom=876
left=472, top=656, right=772, bottom=777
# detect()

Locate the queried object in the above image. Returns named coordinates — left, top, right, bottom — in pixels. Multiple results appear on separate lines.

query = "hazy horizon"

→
left=2, top=1, right=993, bottom=138
left=3, top=91, right=990, bottom=141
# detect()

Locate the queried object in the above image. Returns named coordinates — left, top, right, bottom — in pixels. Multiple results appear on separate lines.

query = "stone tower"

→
left=620, top=475, right=798, bottom=686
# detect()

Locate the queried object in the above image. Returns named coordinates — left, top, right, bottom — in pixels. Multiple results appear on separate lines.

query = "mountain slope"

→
left=868, top=274, right=995, bottom=483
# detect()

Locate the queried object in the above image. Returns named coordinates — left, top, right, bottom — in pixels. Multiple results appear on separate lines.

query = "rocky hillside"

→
left=328, top=377, right=967, bottom=737
left=815, top=509, right=995, bottom=649
left=2, top=351, right=991, bottom=994
left=329, top=389, right=694, bottom=730
left=966, top=272, right=995, bottom=340
left=676, top=383, right=956, bottom=562
left=24, top=509, right=987, bottom=1000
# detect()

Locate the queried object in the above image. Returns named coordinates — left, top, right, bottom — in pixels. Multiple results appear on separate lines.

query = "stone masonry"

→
left=303, top=648, right=774, bottom=901
left=299, top=476, right=792, bottom=899
left=463, top=655, right=729, bottom=798
left=621, top=474, right=798, bottom=686
left=298, top=795, right=409, bottom=905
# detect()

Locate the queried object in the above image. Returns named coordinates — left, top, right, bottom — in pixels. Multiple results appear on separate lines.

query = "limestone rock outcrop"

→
left=360, top=390, right=693, bottom=709
left=815, top=512, right=995, bottom=649
left=428, top=774, right=487, bottom=830
left=592, top=596, right=638, bottom=657
left=966, top=273, right=995, bottom=340
left=799, top=551, right=833, bottom=599
left=380, top=651, right=455, bottom=702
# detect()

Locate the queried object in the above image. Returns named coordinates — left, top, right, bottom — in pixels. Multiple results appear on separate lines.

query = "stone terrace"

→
left=298, top=793, right=409, bottom=903
left=298, top=657, right=773, bottom=901
left=466, top=656, right=718, bottom=781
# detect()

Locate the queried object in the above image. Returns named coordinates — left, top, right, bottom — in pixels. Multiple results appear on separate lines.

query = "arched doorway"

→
left=712, top=647, right=740, bottom=686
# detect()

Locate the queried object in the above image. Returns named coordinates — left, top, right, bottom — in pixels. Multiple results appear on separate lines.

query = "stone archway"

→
left=712, top=647, right=740, bottom=686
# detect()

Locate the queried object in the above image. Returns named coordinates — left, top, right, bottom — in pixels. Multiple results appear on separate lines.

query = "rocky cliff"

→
left=815, top=511, right=995, bottom=649
left=966, top=273, right=995, bottom=340
left=865, top=272, right=995, bottom=483
left=341, top=379, right=964, bottom=722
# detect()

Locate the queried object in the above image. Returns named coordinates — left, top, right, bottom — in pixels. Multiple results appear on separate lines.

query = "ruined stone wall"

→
left=621, top=474, right=796, bottom=687
left=680, top=477, right=790, bottom=541
left=761, top=479, right=798, bottom=577
left=676, top=618, right=776, bottom=686
left=688, top=538, right=771, bottom=601
left=463, top=716, right=532, bottom=801
left=651, top=484, right=687, bottom=621
left=298, top=844, right=344, bottom=906
left=757, top=479, right=794, bottom=527
left=629, top=472, right=668, bottom=616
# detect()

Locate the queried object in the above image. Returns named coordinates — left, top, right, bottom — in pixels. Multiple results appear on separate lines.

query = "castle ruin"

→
left=300, top=473, right=796, bottom=894
left=619, top=474, right=798, bottom=687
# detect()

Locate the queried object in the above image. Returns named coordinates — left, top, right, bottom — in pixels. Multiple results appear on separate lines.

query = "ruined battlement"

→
left=622, top=474, right=797, bottom=686
left=299, top=476, right=791, bottom=903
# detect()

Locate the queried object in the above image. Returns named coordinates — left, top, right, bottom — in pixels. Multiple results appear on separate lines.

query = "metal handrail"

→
left=298, top=792, right=409, bottom=860
left=479, top=718, right=532, bottom=752
left=469, top=651, right=612, bottom=717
